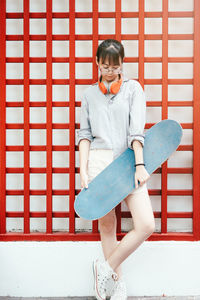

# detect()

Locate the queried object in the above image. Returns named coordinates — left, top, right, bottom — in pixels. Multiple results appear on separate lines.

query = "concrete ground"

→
left=0, top=297, right=200, bottom=300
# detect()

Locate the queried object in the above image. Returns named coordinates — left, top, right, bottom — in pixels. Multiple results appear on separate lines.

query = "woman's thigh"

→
left=123, top=184, right=155, bottom=232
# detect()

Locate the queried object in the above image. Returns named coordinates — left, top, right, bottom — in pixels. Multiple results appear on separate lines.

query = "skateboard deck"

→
left=74, top=119, right=182, bottom=220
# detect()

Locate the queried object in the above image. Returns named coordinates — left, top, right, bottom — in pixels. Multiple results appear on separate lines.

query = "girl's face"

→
left=96, top=56, right=123, bottom=82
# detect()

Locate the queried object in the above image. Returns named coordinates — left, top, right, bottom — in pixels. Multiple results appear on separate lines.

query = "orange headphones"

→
left=98, top=74, right=123, bottom=95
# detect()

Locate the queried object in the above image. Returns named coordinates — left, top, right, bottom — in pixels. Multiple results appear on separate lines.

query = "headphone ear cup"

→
left=110, top=81, right=119, bottom=94
left=110, top=77, right=122, bottom=94
left=98, top=80, right=108, bottom=94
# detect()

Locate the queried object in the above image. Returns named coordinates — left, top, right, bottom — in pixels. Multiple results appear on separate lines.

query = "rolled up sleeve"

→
left=128, top=81, right=146, bottom=148
left=77, top=93, right=94, bottom=146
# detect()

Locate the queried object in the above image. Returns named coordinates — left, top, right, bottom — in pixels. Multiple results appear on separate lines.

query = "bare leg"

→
left=87, top=150, right=125, bottom=278
left=106, top=186, right=155, bottom=271
left=99, top=209, right=123, bottom=279
left=87, top=162, right=123, bottom=277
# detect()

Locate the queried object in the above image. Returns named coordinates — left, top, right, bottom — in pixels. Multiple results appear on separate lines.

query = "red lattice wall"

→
left=0, top=0, right=200, bottom=241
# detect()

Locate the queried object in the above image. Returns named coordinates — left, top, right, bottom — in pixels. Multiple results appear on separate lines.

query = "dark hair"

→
left=96, top=39, right=125, bottom=65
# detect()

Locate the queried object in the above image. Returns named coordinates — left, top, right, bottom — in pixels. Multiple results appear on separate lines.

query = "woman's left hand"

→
left=134, top=165, right=150, bottom=189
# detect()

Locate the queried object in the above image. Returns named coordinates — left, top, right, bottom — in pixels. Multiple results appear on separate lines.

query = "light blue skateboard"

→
left=74, top=119, right=182, bottom=220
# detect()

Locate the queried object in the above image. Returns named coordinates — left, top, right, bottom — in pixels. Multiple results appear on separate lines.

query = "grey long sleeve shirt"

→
left=77, top=75, right=146, bottom=159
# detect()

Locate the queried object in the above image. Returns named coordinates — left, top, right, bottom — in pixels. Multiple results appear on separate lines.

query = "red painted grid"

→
left=0, top=0, right=199, bottom=241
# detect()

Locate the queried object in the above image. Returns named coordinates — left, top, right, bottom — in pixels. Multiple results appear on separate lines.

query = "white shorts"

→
left=87, top=149, right=147, bottom=195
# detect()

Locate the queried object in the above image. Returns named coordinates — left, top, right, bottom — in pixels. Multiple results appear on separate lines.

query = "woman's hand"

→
left=80, top=169, right=89, bottom=190
left=134, top=165, right=150, bottom=189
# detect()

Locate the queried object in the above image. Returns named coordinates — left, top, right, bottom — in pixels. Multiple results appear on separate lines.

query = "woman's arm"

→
left=79, top=139, right=91, bottom=189
left=77, top=92, right=93, bottom=190
left=132, top=140, right=150, bottom=188
left=128, top=80, right=146, bottom=149
left=128, top=80, right=150, bottom=188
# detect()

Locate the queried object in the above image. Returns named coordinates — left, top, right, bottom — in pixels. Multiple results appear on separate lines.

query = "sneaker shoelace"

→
left=97, top=267, right=113, bottom=294
left=111, top=279, right=127, bottom=298
left=97, top=261, right=119, bottom=294
left=97, top=272, right=109, bottom=293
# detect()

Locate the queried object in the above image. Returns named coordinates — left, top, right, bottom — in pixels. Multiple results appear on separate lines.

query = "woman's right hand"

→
left=80, top=169, right=89, bottom=190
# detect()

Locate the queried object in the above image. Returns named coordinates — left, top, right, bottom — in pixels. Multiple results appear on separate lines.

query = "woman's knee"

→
left=99, top=209, right=116, bottom=233
left=136, top=218, right=156, bottom=237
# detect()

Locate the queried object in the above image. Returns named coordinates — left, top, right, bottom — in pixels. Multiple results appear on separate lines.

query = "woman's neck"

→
left=100, top=74, right=120, bottom=83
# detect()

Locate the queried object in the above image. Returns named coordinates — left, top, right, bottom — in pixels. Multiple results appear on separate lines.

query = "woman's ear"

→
left=95, top=56, right=99, bottom=66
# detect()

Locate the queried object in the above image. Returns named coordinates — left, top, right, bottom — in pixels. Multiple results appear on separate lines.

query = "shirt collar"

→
left=102, top=74, right=130, bottom=100
left=122, top=75, right=129, bottom=82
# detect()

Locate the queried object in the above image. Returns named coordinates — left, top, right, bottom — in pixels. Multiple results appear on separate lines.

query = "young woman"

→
left=77, top=39, right=155, bottom=300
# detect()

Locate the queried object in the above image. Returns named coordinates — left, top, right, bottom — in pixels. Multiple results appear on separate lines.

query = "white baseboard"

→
left=0, top=241, right=200, bottom=297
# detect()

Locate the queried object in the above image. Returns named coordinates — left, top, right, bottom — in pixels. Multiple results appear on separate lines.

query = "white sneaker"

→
left=110, top=277, right=127, bottom=300
left=92, top=258, right=119, bottom=300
